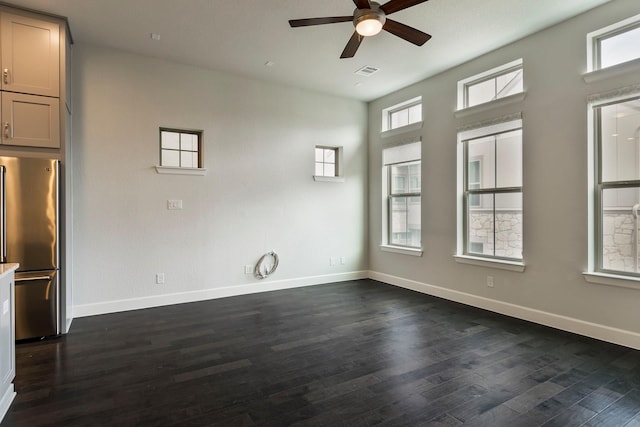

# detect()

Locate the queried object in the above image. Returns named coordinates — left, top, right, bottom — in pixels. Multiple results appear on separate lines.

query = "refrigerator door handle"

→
left=0, top=165, right=5, bottom=263
left=15, top=275, right=54, bottom=282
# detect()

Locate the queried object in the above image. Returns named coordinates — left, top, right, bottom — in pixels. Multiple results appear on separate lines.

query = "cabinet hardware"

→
left=2, top=69, right=7, bottom=85
left=3, top=123, right=9, bottom=139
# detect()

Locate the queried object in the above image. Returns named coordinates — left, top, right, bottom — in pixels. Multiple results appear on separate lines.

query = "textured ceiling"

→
left=6, top=0, right=613, bottom=101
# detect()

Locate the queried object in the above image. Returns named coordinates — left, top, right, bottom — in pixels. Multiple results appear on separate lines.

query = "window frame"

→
left=381, top=96, right=423, bottom=133
left=387, top=160, right=422, bottom=249
left=314, top=146, right=339, bottom=178
left=455, top=116, right=525, bottom=270
left=587, top=13, right=640, bottom=72
left=159, top=127, right=203, bottom=169
left=457, top=59, right=524, bottom=111
left=313, top=145, right=344, bottom=182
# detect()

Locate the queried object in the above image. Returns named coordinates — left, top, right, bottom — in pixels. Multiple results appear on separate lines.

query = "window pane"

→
left=600, top=99, right=640, bottom=182
left=468, top=194, right=494, bottom=256
left=495, top=192, right=523, bottom=259
left=600, top=26, right=640, bottom=68
left=181, top=151, right=197, bottom=168
left=323, top=149, right=335, bottom=164
left=468, top=136, right=495, bottom=188
left=496, top=130, right=523, bottom=188
left=467, top=79, right=496, bottom=107
left=161, top=149, right=179, bottom=167
left=390, top=196, right=421, bottom=247
left=495, top=70, right=523, bottom=99
left=601, top=187, right=640, bottom=273
left=391, top=164, right=409, bottom=193
left=408, top=104, right=422, bottom=124
left=323, top=163, right=336, bottom=177
left=315, top=163, right=324, bottom=176
left=390, top=109, right=409, bottom=129
left=181, top=133, right=197, bottom=151
left=161, top=131, right=180, bottom=149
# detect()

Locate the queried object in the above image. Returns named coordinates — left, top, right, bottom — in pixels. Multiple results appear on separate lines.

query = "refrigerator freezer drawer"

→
left=15, top=271, right=58, bottom=340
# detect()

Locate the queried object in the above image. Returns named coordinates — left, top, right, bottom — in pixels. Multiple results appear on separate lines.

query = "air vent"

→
left=355, top=65, right=380, bottom=77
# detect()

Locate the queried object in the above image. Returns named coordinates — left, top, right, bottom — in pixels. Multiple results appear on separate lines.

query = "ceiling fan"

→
left=289, top=0, right=432, bottom=59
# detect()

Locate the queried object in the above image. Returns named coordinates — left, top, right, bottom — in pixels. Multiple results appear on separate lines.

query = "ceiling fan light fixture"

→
left=354, top=6, right=386, bottom=37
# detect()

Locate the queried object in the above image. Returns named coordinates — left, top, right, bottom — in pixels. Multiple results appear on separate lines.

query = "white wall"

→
left=368, top=0, right=640, bottom=345
left=72, top=44, right=368, bottom=315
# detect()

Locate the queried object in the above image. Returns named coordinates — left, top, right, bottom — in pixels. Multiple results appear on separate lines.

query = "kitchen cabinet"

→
left=1, top=12, right=59, bottom=98
left=1, top=91, right=60, bottom=148
left=0, top=264, right=18, bottom=424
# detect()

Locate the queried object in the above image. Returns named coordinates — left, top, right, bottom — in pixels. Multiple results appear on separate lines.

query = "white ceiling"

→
left=7, top=0, right=613, bottom=101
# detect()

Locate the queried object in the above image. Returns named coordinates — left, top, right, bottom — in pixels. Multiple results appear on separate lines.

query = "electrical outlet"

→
left=156, top=273, right=165, bottom=284
left=340, top=257, right=346, bottom=265
left=244, top=265, right=253, bottom=274
left=330, top=257, right=337, bottom=266
left=167, top=199, right=183, bottom=210
left=487, top=276, right=494, bottom=288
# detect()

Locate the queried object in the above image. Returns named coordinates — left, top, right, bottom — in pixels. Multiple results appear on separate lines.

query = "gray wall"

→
left=71, top=45, right=368, bottom=314
left=368, top=0, right=640, bottom=337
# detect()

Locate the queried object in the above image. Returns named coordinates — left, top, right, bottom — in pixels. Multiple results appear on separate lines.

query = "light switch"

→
left=167, top=199, right=183, bottom=210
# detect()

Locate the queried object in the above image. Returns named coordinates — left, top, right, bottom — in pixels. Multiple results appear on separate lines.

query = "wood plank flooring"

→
left=2, top=279, right=640, bottom=426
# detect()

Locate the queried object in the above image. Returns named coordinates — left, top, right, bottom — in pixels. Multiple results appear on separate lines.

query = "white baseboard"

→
left=72, top=271, right=369, bottom=318
left=0, top=384, right=15, bottom=424
left=369, top=270, right=640, bottom=351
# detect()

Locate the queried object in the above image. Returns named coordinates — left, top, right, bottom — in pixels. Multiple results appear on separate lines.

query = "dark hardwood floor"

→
left=2, top=279, right=640, bottom=426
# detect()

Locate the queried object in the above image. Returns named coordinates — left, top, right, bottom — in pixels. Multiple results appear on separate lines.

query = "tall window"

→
left=588, top=14, right=640, bottom=71
left=460, top=120, right=523, bottom=261
left=381, top=97, right=422, bottom=132
left=160, top=128, right=202, bottom=168
left=593, top=96, right=640, bottom=275
left=383, top=141, right=421, bottom=249
left=457, top=59, right=523, bottom=110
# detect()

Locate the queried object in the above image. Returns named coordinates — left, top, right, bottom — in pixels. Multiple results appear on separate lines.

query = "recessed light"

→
left=264, top=61, right=275, bottom=67
left=150, top=33, right=161, bottom=41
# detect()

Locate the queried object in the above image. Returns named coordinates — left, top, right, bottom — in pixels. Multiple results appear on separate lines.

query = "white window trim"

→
left=586, top=13, right=640, bottom=73
left=313, top=146, right=344, bottom=182
left=381, top=96, right=423, bottom=133
left=455, top=114, right=524, bottom=268
left=456, top=58, right=523, bottom=111
left=381, top=139, right=422, bottom=254
left=155, top=166, right=208, bottom=176
left=585, top=85, right=640, bottom=288
left=583, top=57, right=640, bottom=84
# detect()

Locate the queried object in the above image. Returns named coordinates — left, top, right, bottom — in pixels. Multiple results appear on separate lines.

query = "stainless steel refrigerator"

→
left=0, top=156, right=60, bottom=340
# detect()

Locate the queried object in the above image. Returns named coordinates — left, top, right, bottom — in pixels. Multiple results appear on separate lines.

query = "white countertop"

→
left=0, top=263, right=19, bottom=281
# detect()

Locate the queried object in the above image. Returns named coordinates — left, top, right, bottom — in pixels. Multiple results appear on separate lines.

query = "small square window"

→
left=160, top=128, right=203, bottom=169
left=314, top=146, right=340, bottom=178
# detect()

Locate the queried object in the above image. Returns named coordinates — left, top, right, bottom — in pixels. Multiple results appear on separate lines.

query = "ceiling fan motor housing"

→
left=353, top=2, right=386, bottom=36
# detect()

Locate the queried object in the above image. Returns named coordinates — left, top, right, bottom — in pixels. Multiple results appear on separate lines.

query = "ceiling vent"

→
left=355, top=65, right=380, bottom=77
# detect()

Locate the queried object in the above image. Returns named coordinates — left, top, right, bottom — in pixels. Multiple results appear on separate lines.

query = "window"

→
left=315, top=146, right=338, bottom=177
left=383, top=141, right=421, bottom=249
left=160, top=128, right=202, bottom=168
left=588, top=14, right=640, bottom=71
left=459, top=119, right=523, bottom=261
left=457, top=59, right=523, bottom=110
left=592, top=95, right=640, bottom=276
left=381, top=97, right=422, bottom=132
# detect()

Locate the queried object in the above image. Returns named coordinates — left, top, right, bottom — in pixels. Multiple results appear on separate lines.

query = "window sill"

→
left=455, top=92, right=526, bottom=119
left=583, top=272, right=640, bottom=290
left=380, top=245, right=423, bottom=257
left=583, top=58, right=640, bottom=84
left=454, top=255, right=525, bottom=272
left=155, top=166, right=208, bottom=176
left=380, top=121, right=423, bottom=139
left=313, top=176, right=345, bottom=183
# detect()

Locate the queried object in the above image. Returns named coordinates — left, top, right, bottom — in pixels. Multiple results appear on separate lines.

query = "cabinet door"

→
left=1, top=92, right=60, bottom=148
left=1, top=12, right=60, bottom=97
left=0, top=276, right=14, bottom=393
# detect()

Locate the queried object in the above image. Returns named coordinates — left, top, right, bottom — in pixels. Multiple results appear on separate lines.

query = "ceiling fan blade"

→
left=340, top=31, right=364, bottom=58
left=380, top=0, right=429, bottom=15
left=383, top=19, right=431, bottom=46
left=353, top=0, right=371, bottom=8
left=289, top=16, right=353, bottom=27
